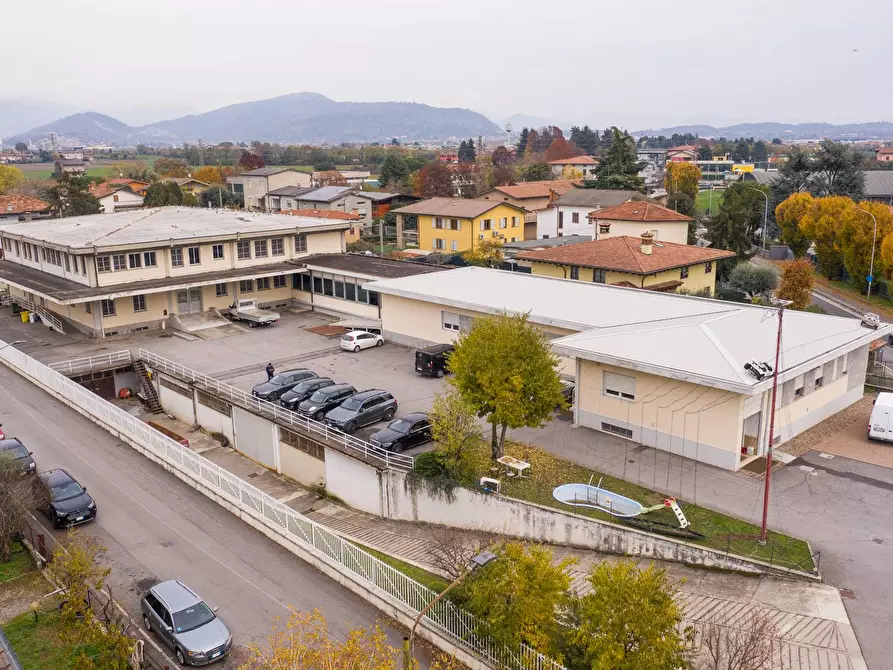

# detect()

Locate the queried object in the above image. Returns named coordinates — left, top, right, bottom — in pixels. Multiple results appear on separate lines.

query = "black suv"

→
left=252, top=369, right=317, bottom=401
left=280, top=377, right=336, bottom=410
left=324, top=389, right=398, bottom=434
left=0, top=438, right=36, bottom=475
left=370, top=413, right=432, bottom=452
left=40, top=469, right=97, bottom=528
left=297, top=384, right=357, bottom=422
left=414, top=344, right=454, bottom=378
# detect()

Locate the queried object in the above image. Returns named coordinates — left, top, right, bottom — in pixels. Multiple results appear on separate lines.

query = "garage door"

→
left=176, top=288, right=203, bottom=314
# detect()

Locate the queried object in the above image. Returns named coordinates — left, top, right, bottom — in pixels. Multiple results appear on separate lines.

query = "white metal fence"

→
left=0, top=341, right=566, bottom=670
left=7, top=294, right=65, bottom=333
left=138, top=349, right=415, bottom=472
left=49, top=350, right=133, bottom=375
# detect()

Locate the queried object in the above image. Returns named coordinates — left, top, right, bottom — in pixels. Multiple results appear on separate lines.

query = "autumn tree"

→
left=379, top=152, right=410, bottom=188
left=193, top=165, right=227, bottom=184
left=464, top=542, right=575, bottom=656
left=839, top=200, right=893, bottom=293
left=665, top=161, right=701, bottom=201
left=43, top=173, right=101, bottom=217
left=563, top=561, right=692, bottom=670
left=797, top=195, right=851, bottom=278
left=561, top=165, right=583, bottom=180
left=0, top=165, right=23, bottom=195
left=238, top=150, right=265, bottom=171
left=0, top=456, right=48, bottom=562
left=774, top=191, right=813, bottom=258
left=775, top=259, right=815, bottom=311
left=491, top=145, right=513, bottom=168
left=429, top=387, right=481, bottom=480
left=449, top=313, right=565, bottom=460
left=461, top=237, right=504, bottom=267
left=545, top=137, right=581, bottom=162
left=415, top=162, right=454, bottom=198
left=154, top=157, right=189, bottom=178
left=589, top=127, right=644, bottom=191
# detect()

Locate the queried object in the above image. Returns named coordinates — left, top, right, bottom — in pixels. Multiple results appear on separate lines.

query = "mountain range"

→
left=5, top=92, right=502, bottom=147
left=633, top=121, right=893, bottom=141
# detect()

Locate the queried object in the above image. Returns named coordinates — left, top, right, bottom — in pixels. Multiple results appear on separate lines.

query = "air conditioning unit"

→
left=744, top=360, right=774, bottom=381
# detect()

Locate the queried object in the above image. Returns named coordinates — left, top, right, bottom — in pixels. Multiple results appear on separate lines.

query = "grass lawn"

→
left=355, top=543, right=449, bottom=593
left=3, top=610, right=103, bottom=669
left=815, top=275, right=893, bottom=319
left=0, top=542, right=35, bottom=584
left=459, top=441, right=815, bottom=572
left=695, top=189, right=723, bottom=216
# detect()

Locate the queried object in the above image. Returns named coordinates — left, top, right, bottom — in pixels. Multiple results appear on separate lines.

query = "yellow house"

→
left=516, top=232, right=736, bottom=295
left=392, top=197, right=528, bottom=253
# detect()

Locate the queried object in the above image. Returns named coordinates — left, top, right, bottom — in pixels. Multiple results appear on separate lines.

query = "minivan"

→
left=415, top=344, right=454, bottom=378
left=869, top=392, right=893, bottom=441
left=297, top=384, right=358, bottom=422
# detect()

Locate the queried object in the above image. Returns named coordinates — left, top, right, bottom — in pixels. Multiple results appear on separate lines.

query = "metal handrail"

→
left=138, top=349, right=415, bottom=471
left=49, top=350, right=133, bottom=375
left=10, top=294, right=65, bottom=333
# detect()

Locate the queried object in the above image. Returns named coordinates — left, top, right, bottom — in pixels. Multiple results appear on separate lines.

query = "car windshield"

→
left=293, top=379, right=319, bottom=393
left=341, top=334, right=354, bottom=341
left=340, top=397, right=363, bottom=411
left=2, top=445, right=29, bottom=459
left=308, top=389, right=332, bottom=403
left=172, top=602, right=216, bottom=634
left=51, top=480, right=84, bottom=501
left=388, top=418, right=413, bottom=433
left=269, top=374, right=290, bottom=385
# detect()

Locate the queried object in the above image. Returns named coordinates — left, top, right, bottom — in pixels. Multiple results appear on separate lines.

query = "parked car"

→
left=324, top=389, right=397, bottom=434
left=40, top=469, right=96, bottom=528
left=370, top=413, right=431, bottom=453
left=280, top=377, right=336, bottom=410
left=297, top=384, right=358, bottom=422
left=251, top=369, right=317, bottom=401
left=0, top=438, right=36, bottom=475
left=141, top=580, right=232, bottom=666
left=340, top=330, right=383, bottom=353
left=559, top=380, right=575, bottom=408
left=869, top=392, right=893, bottom=441
left=414, top=344, right=453, bottom=378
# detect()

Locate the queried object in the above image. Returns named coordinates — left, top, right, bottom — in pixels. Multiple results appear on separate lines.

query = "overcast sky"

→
left=7, top=0, right=890, bottom=130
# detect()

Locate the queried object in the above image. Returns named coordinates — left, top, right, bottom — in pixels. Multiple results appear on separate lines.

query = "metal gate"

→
left=176, top=288, right=203, bottom=314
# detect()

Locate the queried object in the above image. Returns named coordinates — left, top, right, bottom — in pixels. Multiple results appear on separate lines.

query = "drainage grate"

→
left=839, top=588, right=857, bottom=599
left=247, top=472, right=259, bottom=479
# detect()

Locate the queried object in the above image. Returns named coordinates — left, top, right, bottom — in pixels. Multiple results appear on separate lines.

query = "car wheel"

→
left=50, top=510, right=60, bottom=529
left=176, top=647, right=186, bottom=665
left=376, top=339, right=383, bottom=347
left=353, top=345, right=361, bottom=353
left=143, top=614, right=152, bottom=632
left=393, top=442, right=404, bottom=453
left=345, top=421, right=358, bottom=435
left=383, top=408, right=396, bottom=421
left=436, top=369, right=445, bottom=378
left=248, top=321, right=256, bottom=328
left=314, top=411, right=325, bottom=421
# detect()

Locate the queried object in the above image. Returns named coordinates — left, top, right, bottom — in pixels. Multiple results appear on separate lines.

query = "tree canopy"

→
left=154, top=157, right=189, bottom=178
left=378, top=152, right=410, bottom=188
left=772, top=141, right=864, bottom=203
left=587, top=127, right=644, bottom=191
left=144, top=181, right=184, bottom=207
left=42, top=173, right=101, bottom=217
left=664, top=162, right=701, bottom=201
left=458, top=139, right=476, bottom=164
left=461, top=238, right=504, bottom=267
left=776, top=259, right=815, bottom=310
left=200, top=186, right=243, bottom=208
left=414, top=162, right=454, bottom=198
left=0, top=165, right=23, bottom=195
left=727, top=264, right=778, bottom=303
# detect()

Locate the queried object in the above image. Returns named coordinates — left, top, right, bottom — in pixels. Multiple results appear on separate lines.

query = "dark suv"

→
left=280, top=377, right=336, bottom=410
left=0, top=438, right=36, bottom=475
left=41, top=469, right=97, bottom=528
left=297, top=384, right=357, bottom=422
left=324, top=389, right=398, bottom=434
left=251, top=369, right=317, bottom=401
left=414, top=344, right=454, bottom=378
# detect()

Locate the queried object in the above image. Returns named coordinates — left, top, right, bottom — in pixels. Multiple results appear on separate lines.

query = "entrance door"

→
left=176, top=288, right=203, bottom=314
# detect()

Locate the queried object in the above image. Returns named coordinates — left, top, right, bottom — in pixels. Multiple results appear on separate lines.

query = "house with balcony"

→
left=227, top=167, right=311, bottom=209
left=478, top=180, right=580, bottom=239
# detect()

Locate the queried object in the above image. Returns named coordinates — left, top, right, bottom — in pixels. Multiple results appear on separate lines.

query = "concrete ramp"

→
left=171, top=312, right=232, bottom=333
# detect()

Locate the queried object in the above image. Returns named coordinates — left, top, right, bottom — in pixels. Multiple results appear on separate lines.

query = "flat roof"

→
left=370, top=266, right=889, bottom=393
left=299, top=253, right=449, bottom=279
left=0, top=207, right=351, bottom=251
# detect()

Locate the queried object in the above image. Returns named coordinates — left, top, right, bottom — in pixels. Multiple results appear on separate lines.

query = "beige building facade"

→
left=227, top=168, right=312, bottom=209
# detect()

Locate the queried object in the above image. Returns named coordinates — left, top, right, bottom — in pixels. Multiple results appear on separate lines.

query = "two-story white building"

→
left=535, top=188, right=653, bottom=239
left=227, top=167, right=312, bottom=210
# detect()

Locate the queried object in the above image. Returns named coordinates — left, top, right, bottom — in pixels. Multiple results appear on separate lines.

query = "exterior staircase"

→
left=133, top=359, right=163, bottom=414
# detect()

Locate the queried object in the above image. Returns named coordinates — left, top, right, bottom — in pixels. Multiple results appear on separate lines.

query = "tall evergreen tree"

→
left=458, top=138, right=476, bottom=163
left=378, top=152, right=410, bottom=188
left=588, top=127, right=644, bottom=191
left=752, top=140, right=769, bottom=163
left=43, top=173, right=101, bottom=217
left=515, top=128, right=530, bottom=157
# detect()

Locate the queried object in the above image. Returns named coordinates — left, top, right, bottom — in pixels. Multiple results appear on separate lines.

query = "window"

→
left=794, top=374, right=804, bottom=398
left=63, top=254, right=70, bottom=272
left=603, top=371, right=636, bottom=401
left=128, top=253, right=141, bottom=269
left=499, top=217, right=507, bottom=229
left=601, top=422, right=633, bottom=439
left=97, top=255, right=111, bottom=273
left=815, top=373, right=824, bottom=389
left=188, top=246, right=201, bottom=265
left=237, top=240, right=251, bottom=260
left=80, top=256, right=86, bottom=274
left=449, top=219, right=461, bottom=231
left=433, top=238, right=445, bottom=250
left=841, top=354, right=848, bottom=375
left=171, top=248, right=183, bottom=267
left=443, top=311, right=460, bottom=331
left=294, top=234, right=307, bottom=253
left=344, top=278, right=356, bottom=301
left=680, top=266, right=689, bottom=279
left=41, top=247, right=46, bottom=261
left=451, top=240, right=458, bottom=251
left=85, top=302, right=91, bottom=314
left=212, top=244, right=224, bottom=260
left=705, top=261, right=712, bottom=274
left=14, top=241, right=19, bottom=256
left=113, top=194, right=119, bottom=202
left=100, top=299, right=116, bottom=317
left=511, top=216, right=518, bottom=227
left=593, top=269, right=606, bottom=283
left=481, top=219, right=492, bottom=231
left=300, top=273, right=312, bottom=292
left=271, top=238, right=284, bottom=256
left=570, top=265, right=580, bottom=280
left=313, top=275, right=323, bottom=293
left=256, top=277, right=270, bottom=291
left=558, top=211, right=564, bottom=229
left=572, top=212, right=580, bottom=224
left=322, top=275, right=333, bottom=296
left=144, top=251, right=157, bottom=267
left=239, top=280, right=254, bottom=293
left=357, top=282, right=370, bottom=303
left=215, top=283, right=228, bottom=297
left=334, top=277, right=345, bottom=297
left=112, top=254, right=126, bottom=271
left=132, top=295, right=146, bottom=312
left=434, top=217, right=444, bottom=229
left=254, top=239, right=268, bottom=257
left=273, top=275, right=286, bottom=288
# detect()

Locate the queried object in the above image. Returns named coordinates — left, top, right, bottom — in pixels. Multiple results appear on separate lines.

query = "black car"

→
left=280, top=377, right=336, bottom=410
left=0, top=438, right=36, bottom=475
left=41, top=469, right=96, bottom=529
left=370, top=413, right=432, bottom=453
left=251, top=369, right=318, bottom=401
left=297, top=384, right=357, bottom=422
left=414, top=344, right=453, bottom=378
left=323, top=389, right=398, bottom=435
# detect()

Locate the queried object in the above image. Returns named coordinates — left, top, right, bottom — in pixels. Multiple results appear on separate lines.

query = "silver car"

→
left=141, top=580, right=232, bottom=666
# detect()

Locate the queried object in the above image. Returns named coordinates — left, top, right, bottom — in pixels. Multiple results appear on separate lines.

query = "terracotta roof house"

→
left=280, top=208, right=364, bottom=243
left=536, top=188, right=653, bottom=240
left=548, top=155, right=599, bottom=179
left=0, top=194, right=52, bottom=222
left=586, top=201, right=693, bottom=246
left=666, top=145, right=698, bottom=163
left=517, top=233, right=734, bottom=295
left=875, top=147, right=893, bottom=163
left=165, top=177, right=211, bottom=193
left=90, top=184, right=145, bottom=214
left=105, top=178, right=151, bottom=195
left=479, top=179, right=581, bottom=240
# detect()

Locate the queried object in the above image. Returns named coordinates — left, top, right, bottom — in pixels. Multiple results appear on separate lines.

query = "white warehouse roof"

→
left=370, top=267, right=890, bottom=394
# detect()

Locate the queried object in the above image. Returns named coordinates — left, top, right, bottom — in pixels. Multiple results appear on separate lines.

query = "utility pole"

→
left=748, top=187, right=769, bottom=251
left=858, top=208, right=878, bottom=300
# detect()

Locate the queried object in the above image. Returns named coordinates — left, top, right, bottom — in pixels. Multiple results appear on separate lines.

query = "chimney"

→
left=548, top=188, right=558, bottom=205
left=640, top=230, right=655, bottom=255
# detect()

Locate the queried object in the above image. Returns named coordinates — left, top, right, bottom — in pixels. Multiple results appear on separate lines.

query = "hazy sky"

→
left=8, top=0, right=891, bottom=130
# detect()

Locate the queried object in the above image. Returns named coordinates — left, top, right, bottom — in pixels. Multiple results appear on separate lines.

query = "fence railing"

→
left=0, top=340, right=566, bottom=670
left=49, top=350, right=133, bottom=376
left=9, top=294, right=65, bottom=333
left=138, top=349, right=414, bottom=472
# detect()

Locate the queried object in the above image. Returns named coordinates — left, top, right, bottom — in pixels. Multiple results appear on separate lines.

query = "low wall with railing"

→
left=0, top=340, right=566, bottom=670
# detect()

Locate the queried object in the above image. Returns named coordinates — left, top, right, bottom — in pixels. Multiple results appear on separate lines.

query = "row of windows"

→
left=564, top=262, right=710, bottom=283
left=98, top=251, right=158, bottom=273
left=237, top=276, right=287, bottom=293
left=293, top=271, right=379, bottom=306
left=11, top=239, right=88, bottom=275
left=90, top=294, right=147, bottom=318
left=481, top=217, right=519, bottom=231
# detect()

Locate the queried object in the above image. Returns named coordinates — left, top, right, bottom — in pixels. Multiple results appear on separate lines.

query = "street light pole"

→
left=748, top=187, right=769, bottom=252
left=858, top=208, right=879, bottom=300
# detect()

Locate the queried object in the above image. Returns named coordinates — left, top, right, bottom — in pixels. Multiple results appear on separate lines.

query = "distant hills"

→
left=633, top=121, right=893, bottom=141
left=0, top=99, right=83, bottom=139
left=5, top=92, right=503, bottom=147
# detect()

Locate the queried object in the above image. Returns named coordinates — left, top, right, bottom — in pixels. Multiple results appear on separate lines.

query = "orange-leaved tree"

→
left=776, top=258, right=816, bottom=310
left=839, top=200, right=893, bottom=294
left=774, top=192, right=814, bottom=257
left=798, top=195, right=853, bottom=279
left=663, top=161, right=700, bottom=201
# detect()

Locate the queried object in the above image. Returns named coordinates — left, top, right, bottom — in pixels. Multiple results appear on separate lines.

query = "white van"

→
left=868, top=393, right=893, bottom=441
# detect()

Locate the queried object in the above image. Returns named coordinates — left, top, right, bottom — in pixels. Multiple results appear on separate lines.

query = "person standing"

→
left=265, top=362, right=274, bottom=380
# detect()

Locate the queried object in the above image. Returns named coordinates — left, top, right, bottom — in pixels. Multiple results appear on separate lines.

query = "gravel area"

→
left=777, top=393, right=875, bottom=460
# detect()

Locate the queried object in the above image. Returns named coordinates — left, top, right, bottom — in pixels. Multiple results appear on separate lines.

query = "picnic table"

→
left=497, top=455, right=531, bottom=479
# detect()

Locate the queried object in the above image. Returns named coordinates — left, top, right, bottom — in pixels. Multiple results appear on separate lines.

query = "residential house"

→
left=517, top=232, right=734, bottom=294
left=666, top=145, right=698, bottom=163
left=875, top=147, right=893, bottom=162
left=536, top=188, right=652, bottom=239
left=588, top=201, right=692, bottom=245
left=226, top=167, right=312, bottom=210
left=267, top=186, right=381, bottom=226
left=165, top=177, right=211, bottom=194
left=91, top=184, right=145, bottom=214
left=358, top=192, right=421, bottom=219
left=0, top=195, right=52, bottom=222
left=0, top=151, right=29, bottom=164
left=105, top=178, right=151, bottom=196
left=368, top=266, right=886, bottom=471
left=54, top=159, right=87, bottom=177
left=281, top=209, right=364, bottom=244
left=392, top=197, right=527, bottom=253
left=548, top=155, right=599, bottom=179
left=478, top=179, right=580, bottom=239
left=864, top=171, right=893, bottom=204
left=60, top=149, right=85, bottom=160
left=500, top=235, right=592, bottom=263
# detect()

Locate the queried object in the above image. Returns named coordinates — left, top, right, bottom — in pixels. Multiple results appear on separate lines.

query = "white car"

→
left=340, top=330, right=383, bottom=352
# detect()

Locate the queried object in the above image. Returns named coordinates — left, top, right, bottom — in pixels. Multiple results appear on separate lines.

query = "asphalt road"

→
left=0, top=365, right=433, bottom=667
